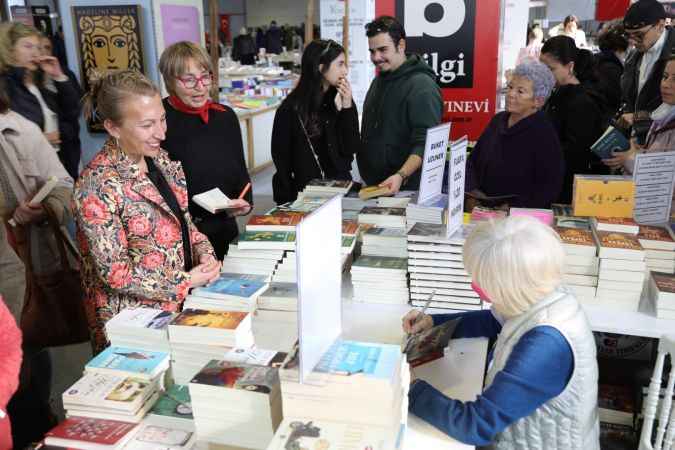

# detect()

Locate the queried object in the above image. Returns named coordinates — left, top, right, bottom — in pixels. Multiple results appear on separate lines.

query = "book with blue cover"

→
left=85, top=346, right=170, bottom=380
left=591, top=125, right=630, bottom=159
left=314, top=339, right=400, bottom=382
left=193, top=274, right=268, bottom=300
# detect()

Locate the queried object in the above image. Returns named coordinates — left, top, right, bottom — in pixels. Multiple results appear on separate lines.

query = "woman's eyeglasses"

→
left=177, top=73, right=213, bottom=89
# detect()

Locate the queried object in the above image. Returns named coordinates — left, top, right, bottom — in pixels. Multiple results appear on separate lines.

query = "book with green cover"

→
left=149, top=385, right=193, bottom=420
left=239, top=231, right=296, bottom=243
left=352, top=255, right=407, bottom=271
left=591, top=125, right=630, bottom=159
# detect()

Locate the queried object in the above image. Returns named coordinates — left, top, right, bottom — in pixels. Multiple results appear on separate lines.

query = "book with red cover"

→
left=45, top=416, right=138, bottom=449
left=246, top=215, right=302, bottom=231
left=342, top=220, right=359, bottom=235
left=638, top=225, right=675, bottom=251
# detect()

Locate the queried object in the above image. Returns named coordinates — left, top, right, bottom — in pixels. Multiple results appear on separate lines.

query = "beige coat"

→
left=0, top=111, right=73, bottom=275
left=0, top=194, right=25, bottom=322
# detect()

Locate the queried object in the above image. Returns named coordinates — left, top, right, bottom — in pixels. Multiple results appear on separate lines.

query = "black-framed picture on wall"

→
left=71, top=5, right=146, bottom=132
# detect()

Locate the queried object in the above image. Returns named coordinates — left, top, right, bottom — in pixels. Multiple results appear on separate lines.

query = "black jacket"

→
left=271, top=88, right=360, bottom=205
left=2, top=66, right=82, bottom=179
left=266, top=26, right=283, bottom=54
left=232, top=35, right=256, bottom=61
left=545, top=84, right=607, bottom=204
left=593, top=50, right=624, bottom=117
left=621, top=27, right=675, bottom=114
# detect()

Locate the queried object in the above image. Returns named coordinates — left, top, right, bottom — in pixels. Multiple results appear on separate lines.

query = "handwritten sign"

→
left=418, top=122, right=452, bottom=205
left=447, top=135, right=467, bottom=237
left=572, top=175, right=635, bottom=218
left=633, top=151, right=675, bottom=224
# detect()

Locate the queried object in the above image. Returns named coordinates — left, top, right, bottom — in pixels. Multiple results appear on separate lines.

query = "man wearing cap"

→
left=621, top=0, right=675, bottom=127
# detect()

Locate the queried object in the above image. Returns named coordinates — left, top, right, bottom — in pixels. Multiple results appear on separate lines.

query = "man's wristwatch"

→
left=396, top=170, right=408, bottom=182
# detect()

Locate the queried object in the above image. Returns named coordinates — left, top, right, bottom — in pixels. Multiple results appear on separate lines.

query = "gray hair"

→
left=512, top=60, right=556, bottom=102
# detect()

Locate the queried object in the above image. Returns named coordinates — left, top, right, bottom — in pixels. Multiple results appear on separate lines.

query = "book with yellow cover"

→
left=170, top=309, right=248, bottom=330
left=572, top=175, right=635, bottom=218
left=359, top=185, right=391, bottom=200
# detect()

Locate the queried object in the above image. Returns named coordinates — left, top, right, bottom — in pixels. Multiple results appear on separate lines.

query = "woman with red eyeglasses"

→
left=159, top=41, right=252, bottom=259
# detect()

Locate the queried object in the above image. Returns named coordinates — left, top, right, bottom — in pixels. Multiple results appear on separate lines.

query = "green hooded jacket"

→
left=358, top=54, right=443, bottom=189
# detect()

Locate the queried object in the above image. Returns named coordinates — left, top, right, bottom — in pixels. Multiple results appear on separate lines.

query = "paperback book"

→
left=85, top=347, right=170, bottom=381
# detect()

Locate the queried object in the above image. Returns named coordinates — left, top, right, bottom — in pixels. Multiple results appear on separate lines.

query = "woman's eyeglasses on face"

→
left=177, top=73, right=213, bottom=89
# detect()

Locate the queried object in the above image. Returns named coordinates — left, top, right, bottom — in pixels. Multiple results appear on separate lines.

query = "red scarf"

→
left=168, top=95, right=226, bottom=124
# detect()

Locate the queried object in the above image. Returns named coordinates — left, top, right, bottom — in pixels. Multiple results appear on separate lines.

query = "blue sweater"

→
left=408, top=310, right=574, bottom=446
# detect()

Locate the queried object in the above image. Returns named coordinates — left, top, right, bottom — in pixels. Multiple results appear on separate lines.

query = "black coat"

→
left=593, top=50, right=623, bottom=116
left=2, top=66, right=82, bottom=179
left=271, top=89, right=360, bottom=205
left=545, top=84, right=607, bottom=204
left=621, top=27, right=675, bottom=114
left=266, top=26, right=283, bottom=54
left=232, top=35, right=256, bottom=63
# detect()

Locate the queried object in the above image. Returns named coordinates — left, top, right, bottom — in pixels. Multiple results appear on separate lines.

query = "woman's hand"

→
left=402, top=309, right=433, bottom=335
left=227, top=199, right=252, bottom=217
left=37, top=56, right=67, bottom=81
left=602, top=149, right=636, bottom=170
left=188, top=260, right=221, bottom=287
left=336, top=77, right=353, bottom=109
left=13, top=201, right=46, bottom=225
left=44, top=131, right=61, bottom=146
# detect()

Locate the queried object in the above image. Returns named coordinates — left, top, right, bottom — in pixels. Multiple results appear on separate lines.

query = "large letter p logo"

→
left=405, top=0, right=466, bottom=38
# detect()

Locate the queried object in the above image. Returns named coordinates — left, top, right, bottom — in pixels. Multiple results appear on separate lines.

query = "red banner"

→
left=595, top=0, right=630, bottom=21
left=376, top=0, right=500, bottom=142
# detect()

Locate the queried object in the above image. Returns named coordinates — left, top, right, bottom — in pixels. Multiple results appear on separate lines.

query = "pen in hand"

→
left=238, top=182, right=252, bottom=200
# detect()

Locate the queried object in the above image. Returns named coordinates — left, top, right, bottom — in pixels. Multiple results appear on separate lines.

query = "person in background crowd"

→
left=74, top=70, right=220, bottom=353
left=516, top=24, right=544, bottom=65
left=271, top=39, right=359, bottom=205
left=0, top=22, right=82, bottom=180
left=404, top=216, right=599, bottom=448
left=0, top=296, right=22, bottom=450
left=358, top=15, right=442, bottom=193
left=466, top=61, right=563, bottom=210
left=548, top=15, right=588, bottom=48
left=51, top=26, right=67, bottom=68
left=0, top=76, right=73, bottom=448
left=541, top=35, right=607, bottom=204
left=256, top=27, right=266, bottom=53
left=595, top=21, right=629, bottom=116
left=621, top=0, right=675, bottom=129
left=292, top=29, right=304, bottom=51
left=159, top=41, right=252, bottom=259
left=232, top=27, right=256, bottom=65
left=282, top=24, right=294, bottom=51
left=37, top=32, right=83, bottom=179
left=266, top=21, right=283, bottom=54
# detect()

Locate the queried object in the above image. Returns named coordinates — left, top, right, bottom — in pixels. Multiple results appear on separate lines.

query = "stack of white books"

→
left=358, top=207, right=407, bottom=229
left=279, top=340, right=409, bottom=449
left=168, top=309, right=254, bottom=384
left=185, top=273, right=269, bottom=313
left=299, top=179, right=353, bottom=198
left=237, top=230, right=297, bottom=251
left=361, top=227, right=408, bottom=258
left=351, top=255, right=409, bottom=304
left=594, top=230, right=646, bottom=310
left=556, top=227, right=600, bottom=301
left=62, top=372, right=160, bottom=423
left=343, top=197, right=376, bottom=221
left=145, top=384, right=195, bottom=431
left=637, top=226, right=675, bottom=274
left=189, top=360, right=282, bottom=448
left=647, top=271, right=675, bottom=319
left=407, top=223, right=480, bottom=312
left=591, top=217, right=640, bottom=234
left=105, top=308, right=174, bottom=352
left=254, top=282, right=299, bottom=351
left=271, top=253, right=297, bottom=283
left=85, top=346, right=170, bottom=384
left=406, top=194, right=448, bottom=227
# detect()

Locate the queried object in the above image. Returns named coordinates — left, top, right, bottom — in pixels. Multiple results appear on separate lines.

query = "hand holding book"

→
left=402, top=309, right=433, bottom=335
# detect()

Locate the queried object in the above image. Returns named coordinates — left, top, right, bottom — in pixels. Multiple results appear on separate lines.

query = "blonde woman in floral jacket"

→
left=73, top=71, right=220, bottom=353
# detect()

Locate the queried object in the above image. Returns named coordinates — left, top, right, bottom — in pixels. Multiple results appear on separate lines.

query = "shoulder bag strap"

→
left=297, top=112, right=325, bottom=179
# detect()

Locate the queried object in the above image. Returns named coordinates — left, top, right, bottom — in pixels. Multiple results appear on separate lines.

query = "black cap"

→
left=624, top=0, right=666, bottom=30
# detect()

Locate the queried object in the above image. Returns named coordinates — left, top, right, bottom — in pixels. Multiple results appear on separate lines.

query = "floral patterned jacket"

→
left=73, top=139, right=215, bottom=351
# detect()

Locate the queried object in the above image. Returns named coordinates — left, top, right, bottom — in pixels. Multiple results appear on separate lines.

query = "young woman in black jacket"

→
left=0, top=22, right=82, bottom=179
left=541, top=36, right=607, bottom=204
left=271, top=39, right=360, bottom=205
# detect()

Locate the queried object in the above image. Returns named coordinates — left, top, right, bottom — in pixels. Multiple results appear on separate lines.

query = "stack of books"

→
left=62, top=372, right=160, bottom=423
left=105, top=308, right=173, bottom=352
left=44, top=416, right=139, bottom=449
left=189, top=360, right=282, bottom=448
left=237, top=231, right=297, bottom=251
left=246, top=214, right=302, bottom=232
left=185, top=273, right=268, bottom=313
left=271, top=253, right=296, bottom=283
left=279, top=340, right=409, bottom=449
left=509, top=207, right=554, bottom=226
left=647, top=271, right=675, bottom=319
left=221, top=247, right=283, bottom=280
left=470, top=206, right=507, bottom=222
left=168, top=309, right=254, bottom=384
left=254, top=282, right=299, bottom=351
left=594, top=230, right=646, bottom=310
left=298, top=179, right=353, bottom=198
left=598, top=383, right=635, bottom=427
left=121, top=420, right=197, bottom=449
left=552, top=204, right=591, bottom=229
left=358, top=207, right=407, bottom=229
left=361, top=227, right=408, bottom=258
left=342, top=197, right=376, bottom=221
left=591, top=217, right=640, bottom=234
left=406, top=194, right=448, bottom=227
left=85, top=346, right=170, bottom=386
left=638, top=225, right=675, bottom=274
left=556, top=227, right=599, bottom=301
left=145, top=384, right=194, bottom=431
left=407, top=223, right=480, bottom=312
left=351, top=256, right=409, bottom=305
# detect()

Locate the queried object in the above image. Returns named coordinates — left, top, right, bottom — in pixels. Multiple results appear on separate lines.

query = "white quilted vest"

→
left=484, top=289, right=600, bottom=450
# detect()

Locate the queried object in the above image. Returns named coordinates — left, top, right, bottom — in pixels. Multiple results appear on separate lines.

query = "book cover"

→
left=596, top=217, right=639, bottom=227
left=149, top=384, right=193, bottom=420
left=591, top=125, right=630, bottom=160
left=170, top=309, right=248, bottom=330
left=260, top=282, right=298, bottom=300
left=239, top=231, right=296, bottom=243
left=352, top=255, right=407, bottom=271
left=404, top=319, right=459, bottom=367
left=190, top=360, right=279, bottom=394
left=107, top=308, right=173, bottom=331
left=359, top=206, right=406, bottom=216
left=194, top=276, right=267, bottom=298
left=247, top=215, right=302, bottom=227
left=470, top=206, right=508, bottom=222
left=359, top=185, right=390, bottom=200
left=551, top=203, right=573, bottom=217
left=638, top=226, right=674, bottom=243
left=123, top=424, right=194, bottom=449
left=306, top=179, right=352, bottom=189
left=45, top=416, right=137, bottom=446
left=342, top=220, right=360, bottom=235
left=572, top=175, right=634, bottom=218
left=268, top=419, right=387, bottom=450
left=555, top=227, right=596, bottom=247
left=267, top=208, right=308, bottom=219
left=509, top=208, right=554, bottom=226
left=596, top=231, right=643, bottom=251
left=218, top=272, right=269, bottom=283
left=364, top=227, right=406, bottom=238
left=341, top=235, right=356, bottom=248
left=223, top=347, right=287, bottom=367
left=556, top=216, right=590, bottom=230
left=652, top=271, right=675, bottom=294
left=63, top=373, right=153, bottom=411
left=314, top=339, right=400, bottom=380
left=86, top=347, right=169, bottom=377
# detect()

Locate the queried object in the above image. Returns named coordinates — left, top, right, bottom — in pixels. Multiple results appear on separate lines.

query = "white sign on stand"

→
left=447, top=136, right=468, bottom=237
left=418, top=122, right=452, bottom=205
left=296, top=195, right=343, bottom=383
left=633, top=151, right=675, bottom=225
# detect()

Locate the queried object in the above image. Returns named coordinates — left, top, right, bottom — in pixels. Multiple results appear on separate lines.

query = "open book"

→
left=403, top=319, right=459, bottom=368
left=192, top=188, right=238, bottom=214
left=8, top=176, right=58, bottom=226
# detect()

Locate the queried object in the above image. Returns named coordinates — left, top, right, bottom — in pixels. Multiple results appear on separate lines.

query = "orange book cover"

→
left=596, top=231, right=643, bottom=250
left=572, top=177, right=635, bottom=218
left=652, top=272, right=675, bottom=294
left=342, top=220, right=359, bottom=235
left=555, top=227, right=596, bottom=246
left=171, top=309, right=248, bottom=330
left=247, top=215, right=302, bottom=227
left=638, top=226, right=674, bottom=243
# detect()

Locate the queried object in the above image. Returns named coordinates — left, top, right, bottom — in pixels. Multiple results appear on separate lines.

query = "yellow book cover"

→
left=171, top=309, right=248, bottom=330
left=572, top=176, right=635, bottom=218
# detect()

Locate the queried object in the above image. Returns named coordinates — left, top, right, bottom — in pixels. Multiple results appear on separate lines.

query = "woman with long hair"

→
left=271, top=39, right=360, bottom=204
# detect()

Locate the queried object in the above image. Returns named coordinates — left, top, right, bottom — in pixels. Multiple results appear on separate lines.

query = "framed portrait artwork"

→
left=71, top=5, right=146, bottom=132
